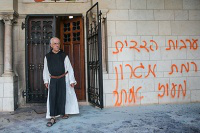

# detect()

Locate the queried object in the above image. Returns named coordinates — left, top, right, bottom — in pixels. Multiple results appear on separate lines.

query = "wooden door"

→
left=60, top=16, right=85, bottom=101
left=26, top=16, right=54, bottom=102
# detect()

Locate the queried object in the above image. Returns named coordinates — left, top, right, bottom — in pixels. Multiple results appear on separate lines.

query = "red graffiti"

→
left=112, top=39, right=159, bottom=54
left=113, top=65, right=144, bottom=106
left=166, top=39, right=198, bottom=51
left=113, top=86, right=144, bottom=106
left=158, top=80, right=186, bottom=99
left=125, top=63, right=157, bottom=79
left=169, top=62, right=198, bottom=75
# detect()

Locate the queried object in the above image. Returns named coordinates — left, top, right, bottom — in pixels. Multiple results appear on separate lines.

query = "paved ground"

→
left=0, top=103, right=200, bottom=133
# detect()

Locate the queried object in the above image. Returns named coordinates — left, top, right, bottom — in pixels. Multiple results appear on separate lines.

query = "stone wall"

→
left=0, top=21, right=4, bottom=76
left=98, top=0, right=200, bottom=107
left=13, top=18, right=26, bottom=106
left=1, top=0, right=200, bottom=108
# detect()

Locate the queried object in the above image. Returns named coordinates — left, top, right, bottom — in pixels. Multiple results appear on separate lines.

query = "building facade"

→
left=0, top=0, right=200, bottom=111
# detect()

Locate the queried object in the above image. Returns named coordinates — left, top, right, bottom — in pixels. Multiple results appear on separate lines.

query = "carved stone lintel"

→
left=0, top=11, right=18, bottom=23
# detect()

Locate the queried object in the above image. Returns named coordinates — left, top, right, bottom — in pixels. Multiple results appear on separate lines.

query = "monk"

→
left=43, top=37, right=79, bottom=127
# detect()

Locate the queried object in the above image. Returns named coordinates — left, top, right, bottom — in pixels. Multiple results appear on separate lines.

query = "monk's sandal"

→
left=62, top=114, right=69, bottom=119
left=46, top=118, right=56, bottom=127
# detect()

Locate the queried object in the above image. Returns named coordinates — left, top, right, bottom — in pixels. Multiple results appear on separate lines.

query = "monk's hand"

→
left=70, top=83, right=75, bottom=88
left=45, top=83, right=49, bottom=89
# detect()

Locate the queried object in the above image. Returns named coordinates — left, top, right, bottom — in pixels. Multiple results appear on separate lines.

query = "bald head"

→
left=50, top=37, right=61, bottom=53
left=50, top=37, right=60, bottom=45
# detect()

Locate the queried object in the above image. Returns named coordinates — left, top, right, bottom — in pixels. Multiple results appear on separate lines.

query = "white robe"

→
left=43, top=55, right=79, bottom=119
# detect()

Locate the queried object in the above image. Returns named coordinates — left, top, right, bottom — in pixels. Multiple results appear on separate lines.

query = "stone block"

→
left=104, top=93, right=115, bottom=107
left=108, top=62, right=114, bottom=74
left=187, top=77, right=200, bottom=90
left=116, top=21, right=137, bottom=35
left=103, top=79, right=129, bottom=93
left=107, top=36, right=112, bottom=48
left=164, top=72, right=183, bottom=78
left=0, top=77, right=15, bottom=83
left=159, top=21, right=171, bottom=35
left=137, top=21, right=159, bottom=35
left=18, top=40, right=26, bottom=51
left=0, top=83, right=3, bottom=97
left=149, top=48, right=162, bottom=61
left=175, top=10, right=189, bottom=20
left=189, top=10, right=200, bottom=20
left=169, top=77, right=187, bottom=85
left=118, top=48, right=135, bottom=61
left=116, top=0, right=131, bottom=9
left=164, top=0, right=183, bottom=9
left=131, top=0, right=146, bottom=9
left=4, top=83, right=14, bottom=98
left=103, top=80, right=115, bottom=93
left=107, top=21, right=116, bottom=36
left=156, top=60, right=172, bottom=72
left=108, top=74, right=116, bottom=80
left=107, top=10, right=129, bottom=21
left=147, top=0, right=164, bottom=9
left=153, top=36, right=166, bottom=47
left=129, top=10, right=154, bottom=20
left=129, top=78, right=155, bottom=92
left=92, top=0, right=116, bottom=9
left=158, top=90, right=191, bottom=104
left=134, top=50, right=150, bottom=60
left=155, top=78, right=170, bottom=91
left=103, top=74, right=108, bottom=80
left=141, top=92, right=159, bottom=104
left=191, top=90, right=200, bottom=102
left=161, top=47, right=187, bottom=60
left=21, top=2, right=90, bottom=14
left=154, top=10, right=174, bottom=20
left=127, top=35, right=141, bottom=48
left=183, top=0, right=200, bottom=9
left=108, top=48, right=118, bottom=61
left=0, top=98, right=2, bottom=111
left=177, top=36, right=190, bottom=47
left=111, top=36, right=127, bottom=48
left=171, top=21, right=200, bottom=35
left=122, top=61, right=132, bottom=73
left=187, top=49, right=200, bottom=59
left=3, top=98, right=14, bottom=111
left=0, top=0, right=13, bottom=11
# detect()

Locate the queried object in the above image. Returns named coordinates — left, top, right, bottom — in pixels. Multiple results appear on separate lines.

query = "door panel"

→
left=60, top=16, right=85, bottom=101
left=26, top=16, right=53, bottom=103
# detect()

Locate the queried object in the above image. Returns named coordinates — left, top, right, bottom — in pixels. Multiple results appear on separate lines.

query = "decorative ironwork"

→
left=86, top=2, right=103, bottom=109
left=25, top=16, right=54, bottom=103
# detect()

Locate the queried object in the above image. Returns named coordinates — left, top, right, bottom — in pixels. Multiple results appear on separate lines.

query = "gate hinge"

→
left=21, top=22, right=26, bottom=30
left=22, top=90, right=27, bottom=98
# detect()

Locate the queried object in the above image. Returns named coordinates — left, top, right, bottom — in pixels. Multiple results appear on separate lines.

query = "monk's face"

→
left=51, top=38, right=60, bottom=52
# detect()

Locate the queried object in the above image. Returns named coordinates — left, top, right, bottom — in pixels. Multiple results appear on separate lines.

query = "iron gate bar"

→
left=86, top=2, right=103, bottom=109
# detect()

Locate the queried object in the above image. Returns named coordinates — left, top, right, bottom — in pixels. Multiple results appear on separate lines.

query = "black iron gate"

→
left=86, top=2, right=103, bottom=108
